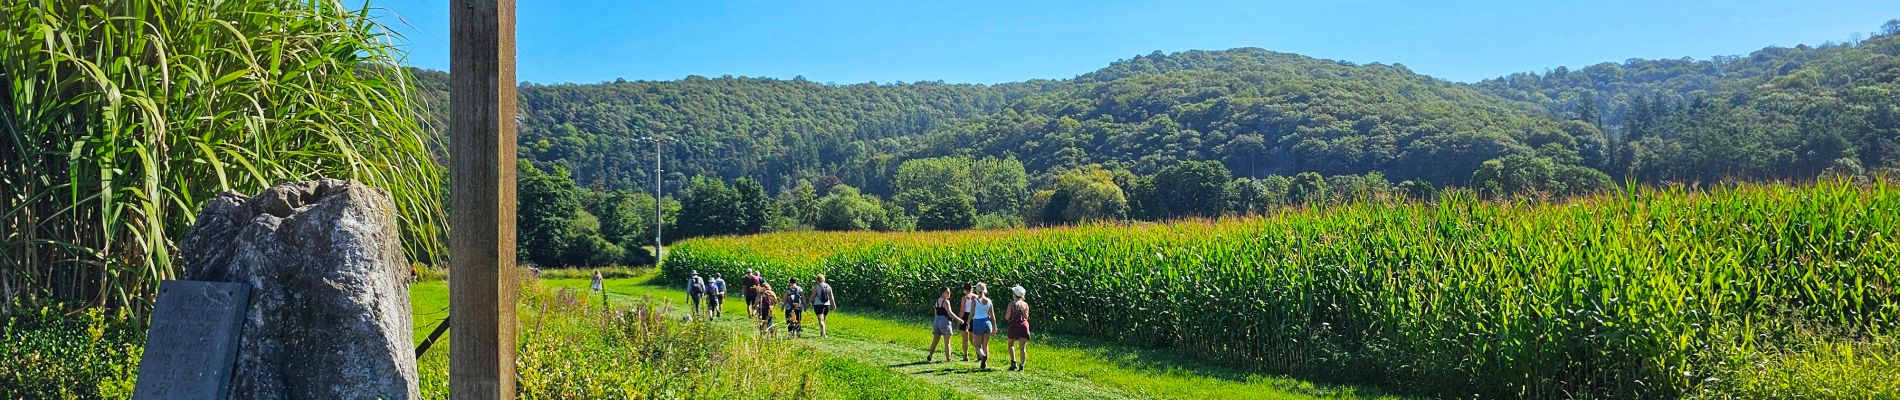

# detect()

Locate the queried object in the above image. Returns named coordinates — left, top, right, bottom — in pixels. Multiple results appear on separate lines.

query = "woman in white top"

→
left=968, top=282, right=997, bottom=370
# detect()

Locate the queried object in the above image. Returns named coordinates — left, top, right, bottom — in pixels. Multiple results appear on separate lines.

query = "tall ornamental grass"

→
left=667, top=180, right=1900, bottom=398
left=1, top=0, right=446, bottom=314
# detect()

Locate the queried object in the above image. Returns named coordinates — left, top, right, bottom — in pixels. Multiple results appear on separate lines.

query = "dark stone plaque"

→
left=132, top=280, right=250, bottom=400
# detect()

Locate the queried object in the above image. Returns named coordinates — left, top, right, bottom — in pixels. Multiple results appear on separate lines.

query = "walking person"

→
left=708, top=274, right=727, bottom=320
left=756, top=282, right=779, bottom=339
left=686, top=270, right=706, bottom=318
left=742, top=269, right=761, bottom=319
left=959, top=284, right=976, bottom=361
left=925, top=287, right=965, bottom=362
left=969, top=283, right=997, bottom=370
left=1005, top=285, right=1032, bottom=371
left=811, top=275, right=835, bottom=338
left=785, top=278, right=806, bottom=338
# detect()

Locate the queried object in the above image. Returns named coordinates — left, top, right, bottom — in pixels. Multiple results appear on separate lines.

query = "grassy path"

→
left=537, top=272, right=1395, bottom=400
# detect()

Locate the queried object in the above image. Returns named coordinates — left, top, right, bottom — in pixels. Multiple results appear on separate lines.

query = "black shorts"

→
left=813, top=305, right=830, bottom=315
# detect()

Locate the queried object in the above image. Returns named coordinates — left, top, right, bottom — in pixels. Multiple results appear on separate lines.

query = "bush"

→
left=0, top=308, right=143, bottom=399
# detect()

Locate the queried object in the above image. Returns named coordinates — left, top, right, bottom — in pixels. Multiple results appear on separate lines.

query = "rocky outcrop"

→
left=180, top=179, right=417, bottom=400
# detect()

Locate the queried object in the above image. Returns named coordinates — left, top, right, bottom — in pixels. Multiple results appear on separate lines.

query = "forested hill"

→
left=1477, top=21, right=1900, bottom=182
left=909, top=48, right=1560, bottom=185
left=411, top=21, right=1900, bottom=195
left=410, top=68, right=1061, bottom=192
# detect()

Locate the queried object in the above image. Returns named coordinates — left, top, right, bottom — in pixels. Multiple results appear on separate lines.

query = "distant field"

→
left=665, top=180, right=1900, bottom=398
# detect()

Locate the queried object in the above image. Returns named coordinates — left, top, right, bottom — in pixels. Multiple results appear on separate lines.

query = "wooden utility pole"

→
left=449, top=0, right=516, bottom=398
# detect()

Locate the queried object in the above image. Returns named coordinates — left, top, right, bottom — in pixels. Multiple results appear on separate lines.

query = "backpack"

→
left=786, top=287, right=803, bottom=306
left=688, top=277, right=705, bottom=295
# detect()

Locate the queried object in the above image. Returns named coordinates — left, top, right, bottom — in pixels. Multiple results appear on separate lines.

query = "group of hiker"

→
left=684, top=270, right=1032, bottom=371
left=686, top=269, right=834, bottom=339
left=926, top=282, right=1031, bottom=371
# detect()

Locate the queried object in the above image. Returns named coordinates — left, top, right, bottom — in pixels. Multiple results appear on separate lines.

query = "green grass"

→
left=546, top=272, right=1394, bottom=399
left=410, top=276, right=964, bottom=399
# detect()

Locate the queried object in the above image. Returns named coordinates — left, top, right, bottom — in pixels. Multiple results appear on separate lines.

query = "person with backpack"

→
left=708, top=273, right=727, bottom=320
left=785, top=278, right=806, bottom=338
left=742, top=270, right=761, bottom=319
left=811, top=274, right=835, bottom=338
left=686, top=270, right=707, bottom=318
left=756, top=282, right=779, bottom=339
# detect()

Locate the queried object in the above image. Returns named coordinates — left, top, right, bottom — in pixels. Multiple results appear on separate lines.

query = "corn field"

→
left=1, top=0, right=446, bottom=314
left=667, top=180, right=1900, bottom=398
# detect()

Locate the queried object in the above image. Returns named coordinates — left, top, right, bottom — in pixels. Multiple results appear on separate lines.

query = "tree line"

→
left=521, top=152, right=1615, bottom=267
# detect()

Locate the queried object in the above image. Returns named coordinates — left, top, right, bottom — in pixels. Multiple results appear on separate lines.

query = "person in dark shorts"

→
left=1005, top=285, right=1032, bottom=371
left=742, top=269, right=760, bottom=319
left=925, top=286, right=965, bottom=362
left=958, top=283, right=976, bottom=361
left=785, top=278, right=805, bottom=338
left=708, top=274, right=727, bottom=320
left=811, top=274, right=835, bottom=338
left=756, top=282, right=778, bottom=339
left=686, top=270, right=706, bottom=317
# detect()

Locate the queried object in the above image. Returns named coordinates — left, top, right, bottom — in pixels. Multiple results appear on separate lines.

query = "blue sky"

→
left=368, top=0, right=1900, bottom=85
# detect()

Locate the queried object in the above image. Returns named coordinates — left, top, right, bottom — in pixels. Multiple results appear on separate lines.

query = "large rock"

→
left=179, top=179, right=418, bottom=400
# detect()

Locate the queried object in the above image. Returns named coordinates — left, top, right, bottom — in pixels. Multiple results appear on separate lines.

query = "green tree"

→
left=1029, top=166, right=1127, bottom=225
left=1147, top=161, right=1234, bottom=219
left=779, top=179, right=820, bottom=226
left=675, top=176, right=741, bottom=238
left=1289, top=172, right=1329, bottom=206
left=518, top=162, right=583, bottom=266
left=1228, top=178, right=1268, bottom=215
left=971, top=156, right=1029, bottom=216
left=1259, top=175, right=1292, bottom=207
left=815, top=185, right=882, bottom=231
left=916, top=194, right=978, bottom=231
left=892, top=156, right=976, bottom=214
left=733, top=177, right=773, bottom=234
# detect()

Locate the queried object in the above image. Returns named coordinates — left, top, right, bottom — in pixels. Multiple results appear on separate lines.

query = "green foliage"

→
left=2, top=0, right=446, bottom=313
left=1395, top=180, right=1438, bottom=201
left=733, top=177, right=773, bottom=235
left=666, top=180, right=1900, bottom=398
left=1029, top=166, right=1127, bottom=225
left=1480, top=24, right=1900, bottom=180
left=518, top=162, right=645, bottom=267
left=1142, top=161, right=1233, bottom=219
left=1288, top=172, right=1329, bottom=205
left=914, top=195, right=977, bottom=231
left=676, top=176, right=741, bottom=238
left=0, top=308, right=142, bottom=399
left=814, top=185, right=893, bottom=232
left=1471, top=154, right=1614, bottom=198
left=778, top=179, right=822, bottom=226
left=519, top=162, right=585, bottom=265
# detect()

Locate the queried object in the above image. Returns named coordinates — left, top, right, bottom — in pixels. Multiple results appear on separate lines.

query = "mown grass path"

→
left=537, top=272, right=1396, bottom=400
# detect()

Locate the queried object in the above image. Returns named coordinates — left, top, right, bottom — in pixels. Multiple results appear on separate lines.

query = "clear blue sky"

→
left=368, top=0, right=1900, bottom=85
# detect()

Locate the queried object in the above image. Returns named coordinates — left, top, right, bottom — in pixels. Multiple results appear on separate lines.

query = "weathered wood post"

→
left=449, top=0, right=517, bottom=398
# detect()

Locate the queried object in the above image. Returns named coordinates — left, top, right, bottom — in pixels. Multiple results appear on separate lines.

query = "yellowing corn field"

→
left=666, top=180, right=1900, bottom=398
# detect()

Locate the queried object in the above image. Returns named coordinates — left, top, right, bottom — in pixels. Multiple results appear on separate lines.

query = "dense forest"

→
left=408, top=21, right=1900, bottom=262
left=415, top=21, right=1898, bottom=193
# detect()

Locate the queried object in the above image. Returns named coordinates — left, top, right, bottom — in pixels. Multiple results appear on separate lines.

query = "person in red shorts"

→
left=1004, top=284, right=1031, bottom=371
